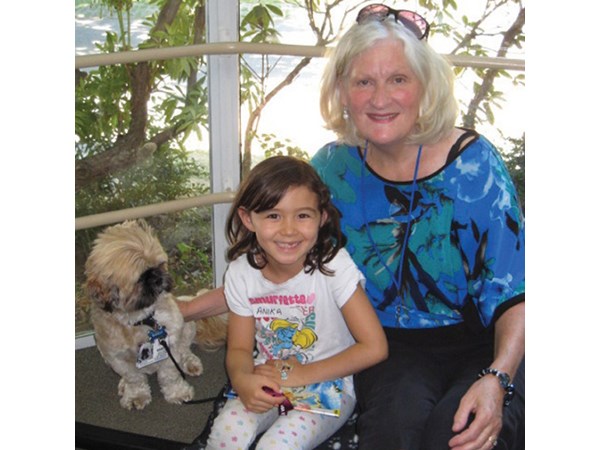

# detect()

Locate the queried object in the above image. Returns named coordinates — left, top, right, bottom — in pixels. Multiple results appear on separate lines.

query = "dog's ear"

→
left=86, top=277, right=120, bottom=313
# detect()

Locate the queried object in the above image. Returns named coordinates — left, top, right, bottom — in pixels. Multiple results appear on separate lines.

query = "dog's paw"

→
left=182, top=353, right=204, bottom=377
left=162, top=378, right=194, bottom=404
left=118, top=378, right=152, bottom=410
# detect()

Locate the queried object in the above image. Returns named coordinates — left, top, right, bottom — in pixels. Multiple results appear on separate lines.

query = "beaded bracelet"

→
left=478, top=367, right=515, bottom=407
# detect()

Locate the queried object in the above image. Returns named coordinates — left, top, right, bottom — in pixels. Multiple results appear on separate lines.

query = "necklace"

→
left=360, top=142, right=423, bottom=323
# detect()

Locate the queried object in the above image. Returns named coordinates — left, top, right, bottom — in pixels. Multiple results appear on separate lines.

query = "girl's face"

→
left=341, top=38, right=423, bottom=151
left=238, top=185, right=327, bottom=283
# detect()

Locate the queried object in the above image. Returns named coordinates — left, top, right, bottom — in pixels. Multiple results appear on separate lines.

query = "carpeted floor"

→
left=76, top=342, right=361, bottom=450
left=75, top=343, right=228, bottom=449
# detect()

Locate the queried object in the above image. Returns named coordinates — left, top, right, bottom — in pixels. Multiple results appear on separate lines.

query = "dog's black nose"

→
left=139, top=266, right=173, bottom=297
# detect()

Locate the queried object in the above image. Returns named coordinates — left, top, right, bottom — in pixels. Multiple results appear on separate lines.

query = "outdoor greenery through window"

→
left=75, top=0, right=525, bottom=337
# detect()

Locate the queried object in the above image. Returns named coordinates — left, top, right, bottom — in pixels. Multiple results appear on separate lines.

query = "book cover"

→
left=224, top=378, right=344, bottom=417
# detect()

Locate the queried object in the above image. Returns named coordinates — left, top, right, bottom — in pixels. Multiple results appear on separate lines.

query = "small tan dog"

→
left=85, top=220, right=227, bottom=410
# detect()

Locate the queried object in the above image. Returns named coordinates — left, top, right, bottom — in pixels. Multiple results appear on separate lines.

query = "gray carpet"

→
left=75, top=343, right=227, bottom=447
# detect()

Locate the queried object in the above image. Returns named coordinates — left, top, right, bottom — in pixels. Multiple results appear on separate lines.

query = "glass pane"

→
left=75, top=1, right=214, bottom=336
left=75, top=0, right=525, bottom=336
left=238, top=0, right=524, bottom=198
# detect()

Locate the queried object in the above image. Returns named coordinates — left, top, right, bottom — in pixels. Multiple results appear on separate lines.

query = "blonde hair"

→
left=320, top=17, right=458, bottom=146
left=270, top=319, right=318, bottom=349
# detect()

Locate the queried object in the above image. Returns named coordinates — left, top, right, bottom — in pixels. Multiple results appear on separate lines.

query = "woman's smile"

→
left=342, top=38, right=423, bottom=151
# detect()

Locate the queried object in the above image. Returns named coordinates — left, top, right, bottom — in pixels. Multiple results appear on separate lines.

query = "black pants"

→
left=354, top=325, right=525, bottom=450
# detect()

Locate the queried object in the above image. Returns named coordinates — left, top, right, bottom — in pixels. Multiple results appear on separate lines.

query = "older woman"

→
left=312, top=4, right=524, bottom=450
left=181, top=4, right=525, bottom=450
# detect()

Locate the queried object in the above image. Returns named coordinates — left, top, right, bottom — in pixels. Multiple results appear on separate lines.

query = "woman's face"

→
left=341, top=38, right=423, bottom=150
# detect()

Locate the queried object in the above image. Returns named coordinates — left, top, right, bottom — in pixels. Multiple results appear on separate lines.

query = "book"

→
left=224, top=378, right=344, bottom=417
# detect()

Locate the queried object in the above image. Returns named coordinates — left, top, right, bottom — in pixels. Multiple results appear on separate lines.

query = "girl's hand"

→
left=253, top=360, right=280, bottom=381
left=255, top=359, right=303, bottom=387
left=226, top=313, right=285, bottom=413
left=231, top=373, right=283, bottom=414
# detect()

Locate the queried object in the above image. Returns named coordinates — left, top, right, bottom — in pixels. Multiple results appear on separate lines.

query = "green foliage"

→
left=419, top=0, right=457, bottom=12
left=259, top=133, right=309, bottom=160
left=239, top=1, right=287, bottom=112
left=141, top=1, right=204, bottom=81
left=77, top=148, right=207, bottom=216
left=419, top=0, right=525, bottom=129
left=76, top=63, right=131, bottom=151
left=76, top=0, right=208, bottom=150
left=153, top=78, right=209, bottom=143
left=75, top=144, right=211, bottom=292
left=75, top=0, right=215, bottom=304
left=169, top=241, right=213, bottom=292
left=499, top=133, right=525, bottom=212
left=241, top=2, right=283, bottom=43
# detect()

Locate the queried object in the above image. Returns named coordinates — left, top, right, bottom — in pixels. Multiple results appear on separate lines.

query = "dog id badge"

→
left=136, top=339, right=168, bottom=368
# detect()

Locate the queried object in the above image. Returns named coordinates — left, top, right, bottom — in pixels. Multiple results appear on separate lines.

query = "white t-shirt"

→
left=224, top=247, right=365, bottom=396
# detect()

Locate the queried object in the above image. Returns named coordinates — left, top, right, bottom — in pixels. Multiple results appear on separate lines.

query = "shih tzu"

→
left=85, top=220, right=227, bottom=410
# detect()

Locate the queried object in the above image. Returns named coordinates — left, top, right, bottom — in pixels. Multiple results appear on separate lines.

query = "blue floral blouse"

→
left=311, top=132, right=525, bottom=330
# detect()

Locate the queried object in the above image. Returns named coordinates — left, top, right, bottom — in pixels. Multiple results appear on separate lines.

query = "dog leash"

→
left=135, top=313, right=224, bottom=406
left=159, top=338, right=187, bottom=380
left=183, top=396, right=220, bottom=405
left=135, top=314, right=187, bottom=380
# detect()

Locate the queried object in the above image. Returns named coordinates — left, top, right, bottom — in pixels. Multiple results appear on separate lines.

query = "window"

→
left=75, top=0, right=524, bottom=342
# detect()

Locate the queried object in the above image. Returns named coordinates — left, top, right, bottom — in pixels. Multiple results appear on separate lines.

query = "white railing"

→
left=76, top=41, right=525, bottom=71
left=75, top=192, right=236, bottom=231
left=75, top=41, right=524, bottom=232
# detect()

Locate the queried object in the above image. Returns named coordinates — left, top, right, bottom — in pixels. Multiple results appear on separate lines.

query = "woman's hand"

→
left=448, top=376, right=504, bottom=450
left=449, top=303, right=524, bottom=449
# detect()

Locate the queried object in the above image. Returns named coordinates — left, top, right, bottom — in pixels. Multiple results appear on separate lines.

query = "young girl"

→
left=206, top=156, right=388, bottom=450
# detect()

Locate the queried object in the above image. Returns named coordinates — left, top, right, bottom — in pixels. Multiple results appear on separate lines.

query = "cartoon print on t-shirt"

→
left=265, top=313, right=318, bottom=363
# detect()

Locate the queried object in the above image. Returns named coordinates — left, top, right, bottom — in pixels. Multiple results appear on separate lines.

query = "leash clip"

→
left=148, top=325, right=167, bottom=342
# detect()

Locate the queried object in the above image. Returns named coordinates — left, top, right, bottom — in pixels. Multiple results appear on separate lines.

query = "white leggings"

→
left=205, top=391, right=355, bottom=450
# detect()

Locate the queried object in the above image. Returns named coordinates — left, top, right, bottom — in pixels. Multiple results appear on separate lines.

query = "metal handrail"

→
left=75, top=192, right=236, bottom=231
left=76, top=41, right=525, bottom=71
left=75, top=41, right=525, bottom=232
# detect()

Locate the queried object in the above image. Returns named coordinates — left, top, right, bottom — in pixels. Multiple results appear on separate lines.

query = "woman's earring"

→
left=342, top=107, right=349, bottom=121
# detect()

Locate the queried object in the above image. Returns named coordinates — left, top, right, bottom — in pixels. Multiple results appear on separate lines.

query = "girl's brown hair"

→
left=226, top=156, right=345, bottom=275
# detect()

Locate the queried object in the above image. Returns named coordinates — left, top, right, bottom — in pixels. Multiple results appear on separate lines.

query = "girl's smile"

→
left=238, top=185, right=327, bottom=283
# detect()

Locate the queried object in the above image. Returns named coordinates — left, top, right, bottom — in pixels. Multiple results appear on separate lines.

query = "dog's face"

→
left=85, top=220, right=173, bottom=314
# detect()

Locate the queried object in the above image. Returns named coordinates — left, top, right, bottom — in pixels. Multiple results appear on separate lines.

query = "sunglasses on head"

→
left=356, top=4, right=430, bottom=40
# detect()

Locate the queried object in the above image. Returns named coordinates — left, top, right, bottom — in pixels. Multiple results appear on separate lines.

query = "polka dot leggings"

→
left=206, top=391, right=355, bottom=450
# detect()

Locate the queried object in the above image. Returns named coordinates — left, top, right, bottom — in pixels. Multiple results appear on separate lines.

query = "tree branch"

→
left=242, top=56, right=313, bottom=176
left=449, top=0, right=511, bottom=55
left=462, top=6, right=524, bottom=129
left=75, top=0, right=185, bottom=192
